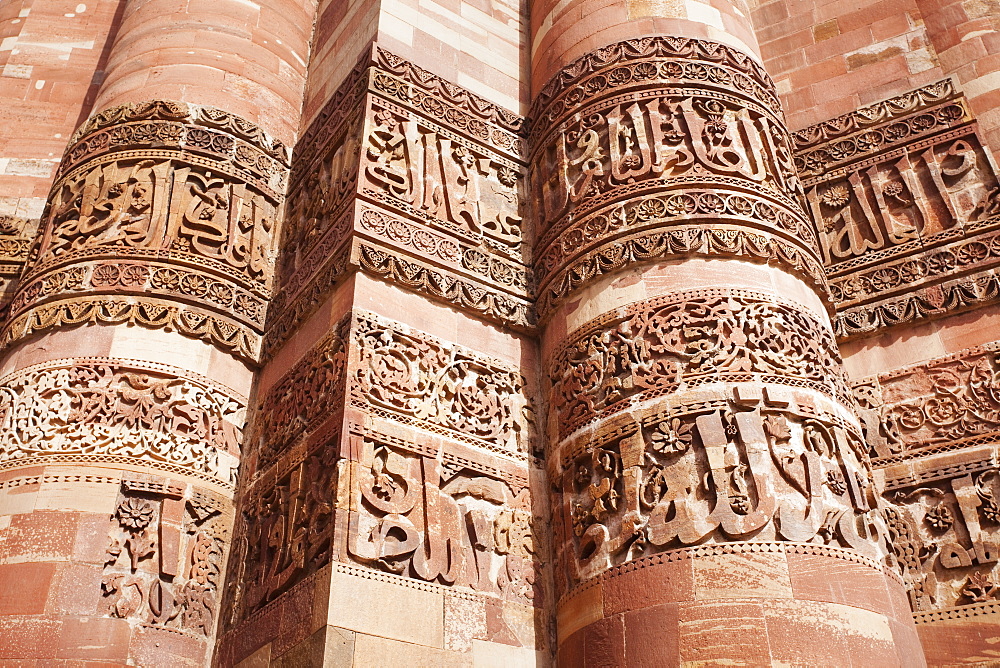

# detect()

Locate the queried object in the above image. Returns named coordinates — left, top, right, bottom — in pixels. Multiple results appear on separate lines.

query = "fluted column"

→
left=528, top=1, right=927, bottom=664
left=0, top=0, right=315, bottom=664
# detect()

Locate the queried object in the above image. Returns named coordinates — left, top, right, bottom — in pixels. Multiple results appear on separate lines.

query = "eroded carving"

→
left=351, top=311, right=533, bottom=456
left=102, top=480, right=229, bottom=637
left=348, top=433, right=538, bottom=603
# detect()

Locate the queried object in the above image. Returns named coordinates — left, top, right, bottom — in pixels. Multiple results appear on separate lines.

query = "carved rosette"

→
left=0, top=358, right=246, bottom=487
left=2, top=100, right=289, bottom=361
left=529, top=37, right=822, bottom=317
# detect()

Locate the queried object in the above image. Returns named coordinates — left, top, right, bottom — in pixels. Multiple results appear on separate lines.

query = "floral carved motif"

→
left=549, top=290, right=850, bottom=438
left=102, top=480, right=229, bottom=638
left=0, top=359, right=244, bottom=484
left=856, top=344, right=1000, bottom=458
left=351, top=311, right=533, bottom=457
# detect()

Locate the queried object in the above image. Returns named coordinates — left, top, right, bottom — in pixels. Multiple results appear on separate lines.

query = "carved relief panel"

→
left=529, top=37, right=821, bottom=317
left=548, top=289, right=851, bottom=439
left=4, top=101, right=288, bottom=361
left=350, top=310, right=534, bottom=459
left=102, top=479, right=230, bottom=639
left=266, top=47, right=531, bottom=360
left=222, top=440, right=339, bottom=624
left=243, top=328, right=347, bottom=479
left=346, top=428, right=540, bottom=604
left=0, top=214, right=35, bottom=310
left=361, top=103, right=524, bottom=246
left=856, top=343, right=1000, bottom=458
left=225, top=308, right=541, bottom=626
left=853, top=345, right=1000, bottom=612
left=555, top=387, right=885, bottom=584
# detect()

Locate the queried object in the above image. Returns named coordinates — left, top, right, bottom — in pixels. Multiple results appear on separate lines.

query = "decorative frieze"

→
left=0, top=358, right=245, bottom=486
left=267, top=48, right=531, bottom=358
left=855, top=343, right=1000, bottom=459
left=529, top=37, right=819, bottom=317
left=794, top=81, right=1000, bottom=338
left=350, top=310, right=533, bottom=459
left=549, top=289, right=851, bottom=439
left=4, top=101, right=288, bottom=361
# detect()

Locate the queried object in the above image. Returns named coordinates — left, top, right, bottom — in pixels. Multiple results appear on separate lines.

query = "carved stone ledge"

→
left=557, top=540, right=901, bottom=607
left=263, top=211, right=536, bottom=363
left=913, top=600, right=1000, bottom=623
left=834, top=266, right=1000, bottom=339
left=793, top=77, right=959, bottom=147
left=1, top=296, right=261, bottom=362
left=795, top=81, right=970, bottom=177
left=528, top=36, right=779, bottom=138
left=0, top=472, right=122, bottom=490
left=536, top=225, right=830, bottom=319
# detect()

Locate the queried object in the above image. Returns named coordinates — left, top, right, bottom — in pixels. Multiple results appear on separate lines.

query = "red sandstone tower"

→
left=0, top=0, right=999, bottom=665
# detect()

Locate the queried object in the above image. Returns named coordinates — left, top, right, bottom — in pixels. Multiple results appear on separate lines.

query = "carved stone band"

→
left=528, top=37, right=814, bottom=314
left=0, top=357, right=246, bottom=487
left=5, top=101, right=288, bottom=362
left=558, top=387, right=881, bottom=583
left=548, top=288, right=850, bottom=439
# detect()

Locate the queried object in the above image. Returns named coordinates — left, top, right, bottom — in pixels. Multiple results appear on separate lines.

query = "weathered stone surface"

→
left=3, top=0, right=1000, bottom=663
